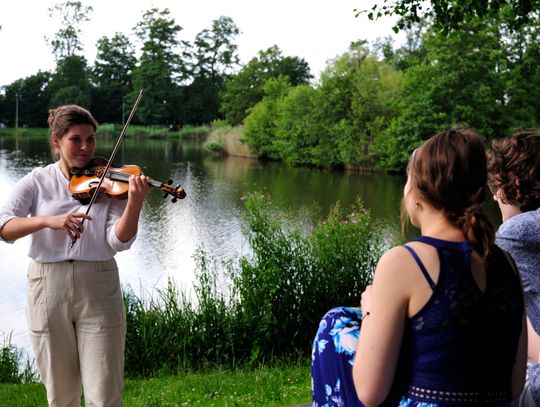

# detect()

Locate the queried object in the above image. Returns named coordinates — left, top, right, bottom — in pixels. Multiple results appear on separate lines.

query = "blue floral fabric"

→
left=311, top=306, right=438, bottom=407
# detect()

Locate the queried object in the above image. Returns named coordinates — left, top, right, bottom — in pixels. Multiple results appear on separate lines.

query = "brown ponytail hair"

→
left=48, top=105, right=98, bottom=160
left=407, top=128, right=494, bottom=257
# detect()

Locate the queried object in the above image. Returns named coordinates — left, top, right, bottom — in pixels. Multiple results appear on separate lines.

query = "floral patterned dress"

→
left=311, top=306, right=438, bottom=407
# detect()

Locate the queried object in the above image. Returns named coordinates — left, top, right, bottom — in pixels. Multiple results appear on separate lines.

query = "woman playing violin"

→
left=0, top=105, right=150, bottom=407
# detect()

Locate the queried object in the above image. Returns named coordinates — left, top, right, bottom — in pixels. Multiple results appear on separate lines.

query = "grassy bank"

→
left=0, top=128, right=48, bottom=138
left=203, top=121, right=255, bottom=158
left=0, top=363, right=310, bottom=406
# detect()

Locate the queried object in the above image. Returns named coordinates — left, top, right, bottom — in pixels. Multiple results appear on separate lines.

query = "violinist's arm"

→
left=114, top=175, right=151, bottom=242
left=1, top=213, right=92, bottom=241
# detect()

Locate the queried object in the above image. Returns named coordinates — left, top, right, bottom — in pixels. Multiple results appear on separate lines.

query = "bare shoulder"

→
left=374, top=246, right=422, bottom=284
left=377, top=245, right=417, bottom=271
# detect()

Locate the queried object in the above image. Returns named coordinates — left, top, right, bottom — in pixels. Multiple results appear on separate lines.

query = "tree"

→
left=243, top=76, right=292, bottom=159
left=374, top=19, right=507, bottom=170
left=2, top=72, right=51, bottom=127
left=91, top=33, right=137, bottom=123
left=220, top=46, right=312, bottom=126
left=46, top=0, right=93, bottom=61
left=48, top=55, right=92, bottom=108
left=504, top=16, right=540, bottom=129
left=184, top=16, right=241, bottom=124
left=359, top=0, right=540, bottom=33
left=130, top=8, right=187, bottom=125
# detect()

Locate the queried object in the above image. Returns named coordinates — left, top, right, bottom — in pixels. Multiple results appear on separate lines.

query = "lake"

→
left=0, top=134, right=501, bottom=358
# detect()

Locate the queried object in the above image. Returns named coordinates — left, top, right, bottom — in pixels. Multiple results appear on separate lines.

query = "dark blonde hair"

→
left=487, top=130, right=540, bottom=212
left=403, top=128, right=494, bottom=257
left=48, top=105, right=98, bottom=160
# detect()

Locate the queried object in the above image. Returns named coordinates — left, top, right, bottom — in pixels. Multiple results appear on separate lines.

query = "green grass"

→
left=0, top=364, right=310, bottom=406
left=0, top=128, right=49, bottom=138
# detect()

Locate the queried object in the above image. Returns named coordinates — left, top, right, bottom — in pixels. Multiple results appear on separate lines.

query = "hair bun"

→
left=47, top=108, right=58, bottom=128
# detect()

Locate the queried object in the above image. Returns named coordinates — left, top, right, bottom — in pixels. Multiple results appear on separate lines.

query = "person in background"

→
left=487, top=130, right=540, bottom=406
left=0, top=105, right=150, bottom=407
left=312, top=128, right=527, bottom=406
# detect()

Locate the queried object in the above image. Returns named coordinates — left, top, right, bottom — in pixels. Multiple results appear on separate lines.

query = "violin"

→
left=69, top=156, right=186, bottom=204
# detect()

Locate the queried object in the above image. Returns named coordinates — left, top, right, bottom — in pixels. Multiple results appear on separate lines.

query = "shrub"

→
left=0, top=334, right=37, bottom=384
left=123, top=193, right=387, bottom=377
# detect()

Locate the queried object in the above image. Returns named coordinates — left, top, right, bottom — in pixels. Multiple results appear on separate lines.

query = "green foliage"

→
left=178, top=124, right=211, bottom=139
left=48, top=55, right=92, bottom=108
left=91, top=33, right=136, bottom=124
left=1, top=72, right=51, bottom=127
left=204, top=140, right=226, bottom=154
left=237, top=194, right=383, bottom=362
left=220, top=46, right=312, bottom=125
left=130, top=8, right=187, bottom=125
left=243, top=76, right=292, bottom=159
left=46, top=1, right=93, bottom=61
left=374, top=18, right=508, bottom=169
left=97, top=123, right=170, bottom=138
left=123, top=193, right=385, bottom=376
left=244, top=43, right=403, bottom=169
left=359, top=0, right=539, bottom=33
left=274, top=84, right=332, bottom=166
left=0, top=334, right=37, bottom=384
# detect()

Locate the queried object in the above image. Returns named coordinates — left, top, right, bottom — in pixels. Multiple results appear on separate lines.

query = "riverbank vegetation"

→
left=2, top=4, right=540, bottom=172
left=123, top=193, right=385, bottom=377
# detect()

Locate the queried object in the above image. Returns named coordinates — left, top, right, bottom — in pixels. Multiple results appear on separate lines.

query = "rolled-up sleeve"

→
left=0, top=173, right=34, bottom=243
left=105, top=198, right=136, bottom=251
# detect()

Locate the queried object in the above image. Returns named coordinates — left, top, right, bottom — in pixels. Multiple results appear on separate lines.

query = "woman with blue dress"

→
left=312, top=128, right=527, bottom=406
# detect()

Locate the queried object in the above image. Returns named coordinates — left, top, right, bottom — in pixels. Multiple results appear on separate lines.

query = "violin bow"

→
left=70, top=89, right=144, bottom=249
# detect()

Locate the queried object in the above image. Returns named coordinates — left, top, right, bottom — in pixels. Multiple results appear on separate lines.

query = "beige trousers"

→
left=27, top=259, right=126, bottom=407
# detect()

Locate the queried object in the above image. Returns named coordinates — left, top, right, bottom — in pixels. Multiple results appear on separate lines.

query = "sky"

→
left=0, top=0, right=401, bottom=87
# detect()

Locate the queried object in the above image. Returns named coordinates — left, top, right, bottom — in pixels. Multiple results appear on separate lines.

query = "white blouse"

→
left=0, top=162, right=135, bottom=262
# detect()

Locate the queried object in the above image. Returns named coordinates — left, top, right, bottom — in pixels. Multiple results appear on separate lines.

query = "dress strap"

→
left=403, top=245, right=436, bottom=290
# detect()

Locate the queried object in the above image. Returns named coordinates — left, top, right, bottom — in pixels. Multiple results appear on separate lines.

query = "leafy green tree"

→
left=375, top=19, right=507, bottom=170
left=184, top=16, right=241, bottom=124
left=220, top=46, right=312, bottom=125
left=273, top=84, right=333, bottom=166
left=130, top=8, right=188, bottom=125
left=91, top=33, right=136, bottom=123
left=48, top=55, right=92, bottom=108
left=2, top=72, right=52, bottom=127
left=312, top=42, right=403, bottom=168
left=0, top=93, right=6, bottom=126
left=504, top=16, right=540, bottom=129
left=46, top=0, right=93, bottom=61
left=360, top=0, right=539, bottom=33
left=243, top=76, right=292, bottom=159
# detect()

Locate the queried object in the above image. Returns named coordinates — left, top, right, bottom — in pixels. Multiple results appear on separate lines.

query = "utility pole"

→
left=15, top=93, right=19, bottom=129
left=122, top=96, right=125, bottom=126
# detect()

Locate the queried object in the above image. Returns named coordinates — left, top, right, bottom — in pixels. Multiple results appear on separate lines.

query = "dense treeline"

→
left=1, top=2, right=540, bottom=171
left=0, top=3, right=311, bottom=130
left=242, top=16, right=540, bottom=171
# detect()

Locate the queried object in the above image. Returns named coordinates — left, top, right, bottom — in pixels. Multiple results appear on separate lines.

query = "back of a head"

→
left=409, top=128, right=494, bottom=255
left=487, top=130, right=540, bottom=212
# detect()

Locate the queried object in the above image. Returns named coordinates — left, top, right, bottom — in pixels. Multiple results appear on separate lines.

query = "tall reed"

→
left=123, top=193, right=386, bottom=377
left=0, top=334, right=37, bottom=384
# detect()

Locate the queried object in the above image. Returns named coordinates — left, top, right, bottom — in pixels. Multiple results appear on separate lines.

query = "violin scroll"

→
left=162, top=179, right=186, bottom=203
